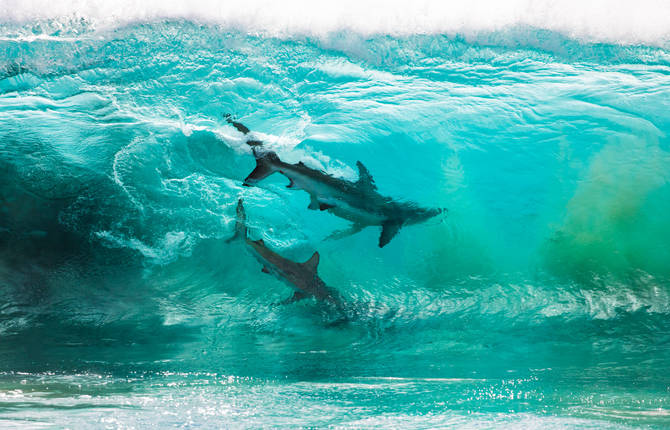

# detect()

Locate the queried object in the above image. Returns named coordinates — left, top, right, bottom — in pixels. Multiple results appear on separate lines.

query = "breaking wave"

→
left=1, top=7, right=669, bottom=428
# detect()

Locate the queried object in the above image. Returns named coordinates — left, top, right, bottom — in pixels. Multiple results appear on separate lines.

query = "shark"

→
left=228, top=198, right=341, bottom=305
left=224, top=115, right=444, bottom=247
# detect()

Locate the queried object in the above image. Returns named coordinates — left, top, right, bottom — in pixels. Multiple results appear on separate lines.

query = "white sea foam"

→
left=1, top=0, right=669, bottom=46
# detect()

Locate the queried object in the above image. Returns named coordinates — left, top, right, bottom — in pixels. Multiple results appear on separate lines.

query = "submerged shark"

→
left=228, top=198, right=341, bottom=305
left=225, top=115, right=444, bottom=247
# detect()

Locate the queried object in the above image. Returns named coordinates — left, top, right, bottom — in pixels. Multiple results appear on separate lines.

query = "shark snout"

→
left=425, top=207, right=445, bottom=220
left=409, top=207, right=447, bottom=225
left=432, top=207, right=449, bottom=224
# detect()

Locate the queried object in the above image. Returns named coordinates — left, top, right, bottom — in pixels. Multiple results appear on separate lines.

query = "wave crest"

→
left=1, top=0, right=670, bottom=46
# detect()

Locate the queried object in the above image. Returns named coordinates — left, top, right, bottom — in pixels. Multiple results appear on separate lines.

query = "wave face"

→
left=1, top=15, right=670, bottom=428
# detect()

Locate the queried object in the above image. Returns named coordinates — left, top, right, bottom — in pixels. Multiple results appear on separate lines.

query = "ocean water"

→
left=1, top=1, right=670, bottom=428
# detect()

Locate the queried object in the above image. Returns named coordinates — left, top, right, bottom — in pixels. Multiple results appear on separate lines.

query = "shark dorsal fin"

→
left=297, top=161, right=307, bottom=167
left=302, top=251, right=320, bottom=273
left=356, top=161, right=377, bottom=191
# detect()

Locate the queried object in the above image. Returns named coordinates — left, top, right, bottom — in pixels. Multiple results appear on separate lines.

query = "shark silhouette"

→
left=226, top=115, right=445, bottom=247
left=228, top=199, right=341, bottom=305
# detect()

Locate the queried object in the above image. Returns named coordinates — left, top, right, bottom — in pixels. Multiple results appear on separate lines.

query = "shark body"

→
left=245, top=150, right=443, bottom=247
left=226, top=114, right=444, bottom=247
left=229, top=199, right=340, bottom=304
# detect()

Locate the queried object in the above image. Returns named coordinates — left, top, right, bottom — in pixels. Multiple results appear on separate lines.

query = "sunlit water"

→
left=1, top=6, right=670, bottom=429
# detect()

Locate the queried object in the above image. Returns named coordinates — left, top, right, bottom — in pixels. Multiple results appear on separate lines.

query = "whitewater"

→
left=1, top=1, right=670, bottom=428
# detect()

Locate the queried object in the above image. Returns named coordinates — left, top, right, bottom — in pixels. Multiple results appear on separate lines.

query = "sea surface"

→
left=1, top=2, right=670, bottom=428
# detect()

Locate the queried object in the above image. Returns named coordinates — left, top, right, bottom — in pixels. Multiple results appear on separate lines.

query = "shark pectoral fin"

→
left=261, top=266, right=270, bottom=274
left=379, top=220, right=403, bottom=248
left=319, top=203, right=335, bottom=211
left=308, top=195, right=320, bottom=210
left=355, top=161, right=377, bottom=191
left=325, top=223, right=364, bottom=241
left=301, top=251, right=320, bottom=273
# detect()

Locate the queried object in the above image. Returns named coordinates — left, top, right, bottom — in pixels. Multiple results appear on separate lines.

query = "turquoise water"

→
left=1, top=15, right=670, bottom=429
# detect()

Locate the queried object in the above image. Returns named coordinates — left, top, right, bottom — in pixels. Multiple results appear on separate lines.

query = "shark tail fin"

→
left=225, top=113, right=263, bottom=147
left=244, top=149, right=280, bottom=186
left=227, top=199, right=247, bottom=243
left=224, top=113, right=250, bottom=134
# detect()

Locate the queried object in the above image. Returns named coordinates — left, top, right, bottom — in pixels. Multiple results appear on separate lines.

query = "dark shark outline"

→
left=228, top=198, right=341, bottom=305
left=226, top=115, right=445, bottom=247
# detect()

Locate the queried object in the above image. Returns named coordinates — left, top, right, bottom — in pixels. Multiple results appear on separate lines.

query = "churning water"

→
left=1, top=1, right=670, bottom=428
